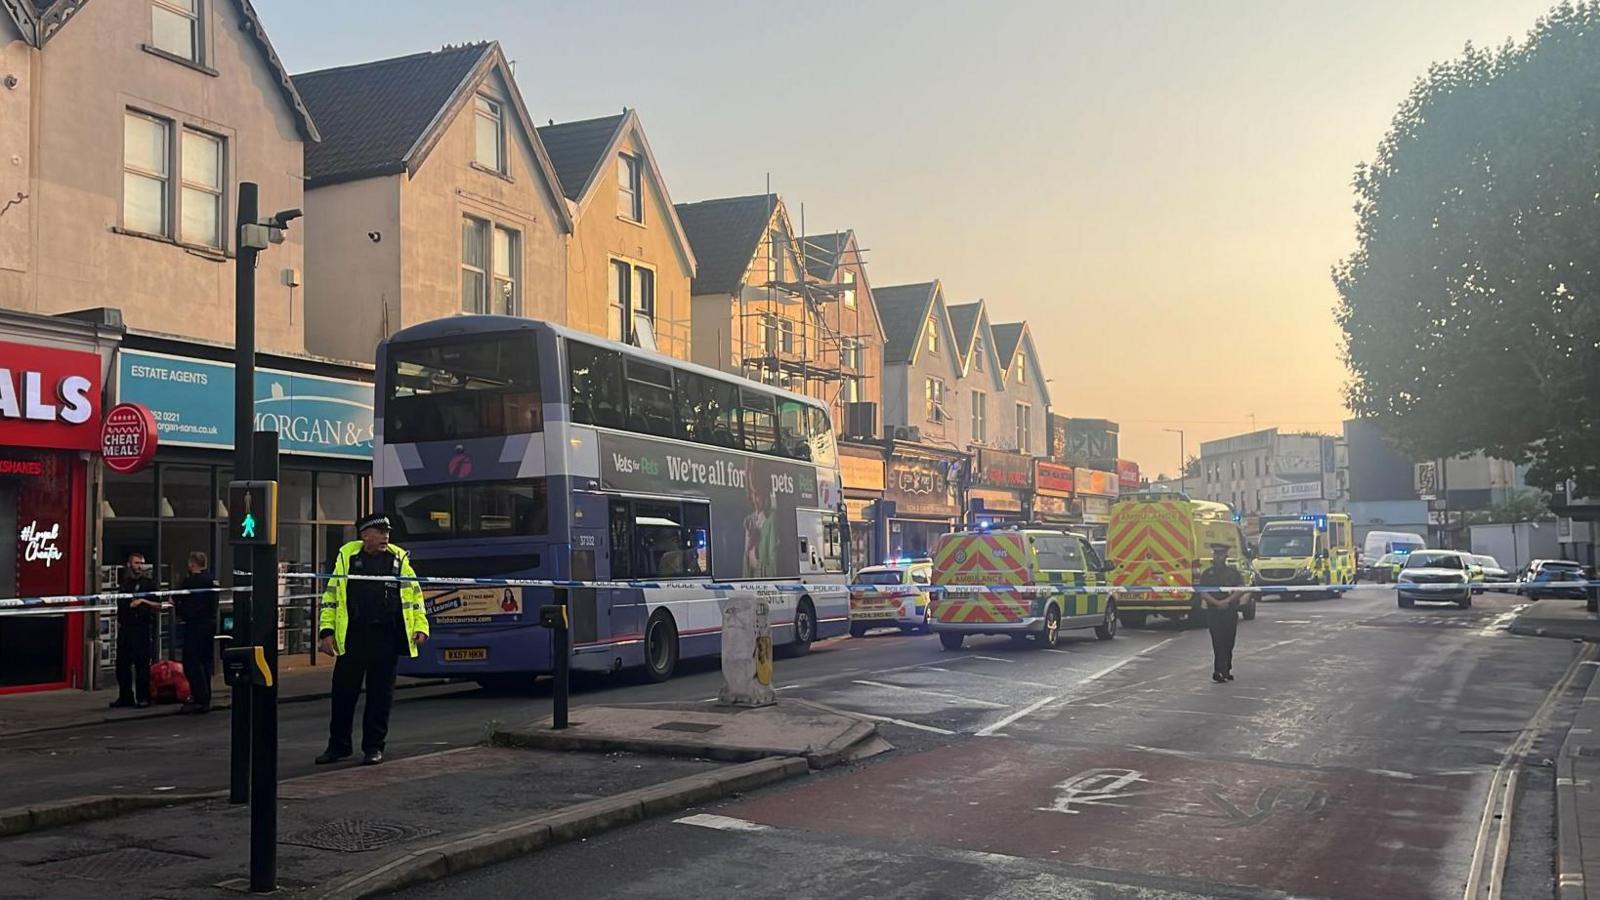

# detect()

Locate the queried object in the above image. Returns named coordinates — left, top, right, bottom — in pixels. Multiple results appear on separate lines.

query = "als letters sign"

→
left=118, top=350, right=374, bottom=459
left=0, top=339, right=102, bottom=451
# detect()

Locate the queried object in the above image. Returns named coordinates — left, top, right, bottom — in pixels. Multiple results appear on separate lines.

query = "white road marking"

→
left=851, top=712, right=958, bottom=735
left=976, top=695, right=1059, bottom=737
left=676, top=813, right=772, bottom=833
left=1039, top=648, right=1074, bottom=655
left=850, top=679, right=1009, bottom=708
left=1276, top=619, right=1313, bottom=625
left=1137, top=638, right=1175, bottom=656
left=972, top=655, right=1016, bottom=664
left=1083, top=656, right=1138, bottom=683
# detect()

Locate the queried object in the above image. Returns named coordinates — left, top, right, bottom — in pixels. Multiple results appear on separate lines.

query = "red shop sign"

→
left=1116, top=459, right=1141, bottom=490
left=101, top=403, right=159, bottom=473
left=1036, top=461, right=1075, bottom=496
left=0, top=339, right=102, bottom=451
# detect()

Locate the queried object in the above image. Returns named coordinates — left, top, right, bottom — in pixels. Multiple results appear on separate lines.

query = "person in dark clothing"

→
left=176, top=551, right=219, bottom=714
left=111, top=552, right=159, bottom=708
left=1197, top=544, right=1247, bottom=683
left=316, top=514, right=429, bottom=766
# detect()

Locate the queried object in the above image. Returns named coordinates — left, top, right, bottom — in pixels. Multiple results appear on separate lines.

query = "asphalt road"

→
left=0, top=587, right=1585, bottom=899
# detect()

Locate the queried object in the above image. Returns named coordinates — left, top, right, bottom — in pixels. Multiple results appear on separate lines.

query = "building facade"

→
left=1197, top=428, right=1340, bottom=522
left=296, top=42, right=570, bottom=363
left=538, top=110, right=696, bottom=360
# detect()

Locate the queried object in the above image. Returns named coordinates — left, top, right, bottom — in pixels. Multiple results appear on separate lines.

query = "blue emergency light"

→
left=978, top=519, right=993, bottom=531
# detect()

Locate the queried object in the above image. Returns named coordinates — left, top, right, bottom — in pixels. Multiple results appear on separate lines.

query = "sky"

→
left=261, top=0, right=1560, bottom=476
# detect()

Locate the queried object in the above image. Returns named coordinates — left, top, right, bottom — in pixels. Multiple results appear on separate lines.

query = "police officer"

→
left=1198, top=543, right=1246, bottom=683
left=316, top=514, right=429, bottom=766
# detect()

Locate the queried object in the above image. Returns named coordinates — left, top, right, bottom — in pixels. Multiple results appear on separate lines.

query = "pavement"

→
left=1512, top=597, right=1600, bottom=641
left=1558, top=649, right=1600, bottom=899
left=3, top=586, right=1596, bottom=899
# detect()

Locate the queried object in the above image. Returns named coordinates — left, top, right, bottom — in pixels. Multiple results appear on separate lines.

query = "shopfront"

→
left=110, top=339, right=374, bottom=656
left=0, top=313, right=120, bottom=693
left=1074, top=466, right=1121, bottom=538
left=1034, top=461, right=1075, bottom=524
left=969, top=448, right=1032, bottom=526
left=840, top=442, right=887, bottom=570
left=884, top=444, right=964, bottom=558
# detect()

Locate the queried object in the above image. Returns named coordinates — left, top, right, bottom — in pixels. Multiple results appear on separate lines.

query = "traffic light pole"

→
left=249, top=430, right=279, bottom=894
left=230, top=182, right=258, bottom=806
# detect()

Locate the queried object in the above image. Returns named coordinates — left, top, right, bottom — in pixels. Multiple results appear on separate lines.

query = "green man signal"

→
left=228, top=480, right=279, bottom=546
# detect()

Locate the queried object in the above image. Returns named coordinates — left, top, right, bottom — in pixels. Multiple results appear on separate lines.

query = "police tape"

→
left=2, top=578, right=1593, bottom=616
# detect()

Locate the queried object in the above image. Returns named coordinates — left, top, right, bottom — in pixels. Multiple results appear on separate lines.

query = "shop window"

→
left=160, top=521, right=212, bottom=590
left=160, top=465, right=211, bottom=518
left=280, top=470, right=313, bottom=522
left=316, top=472, right=359, bottom=522
left=104, top=467, right=157, bottom=519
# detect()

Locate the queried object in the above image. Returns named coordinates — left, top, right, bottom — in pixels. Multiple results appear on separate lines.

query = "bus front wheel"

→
left=642, top=610, right=679, bottom=683
left=782, top=598, right=817, bottom=657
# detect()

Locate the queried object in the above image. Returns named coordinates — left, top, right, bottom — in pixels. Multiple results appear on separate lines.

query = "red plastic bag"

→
left=150, top=659, right=192, bottom=705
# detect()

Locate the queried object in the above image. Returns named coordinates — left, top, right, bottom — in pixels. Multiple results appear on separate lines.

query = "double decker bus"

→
left=375, top=316, right=849, bottom=685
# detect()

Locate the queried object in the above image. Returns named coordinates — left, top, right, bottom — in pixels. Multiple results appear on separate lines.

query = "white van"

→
left=1361, top=530, right=1425, bottom=569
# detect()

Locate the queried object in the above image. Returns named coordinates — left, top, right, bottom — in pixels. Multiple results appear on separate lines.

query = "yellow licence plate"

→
left=443, top=648, right=488, bottom=662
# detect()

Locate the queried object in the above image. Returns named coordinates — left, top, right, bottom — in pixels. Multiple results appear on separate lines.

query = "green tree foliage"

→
left=1335, top=2, right=1600, bottom=494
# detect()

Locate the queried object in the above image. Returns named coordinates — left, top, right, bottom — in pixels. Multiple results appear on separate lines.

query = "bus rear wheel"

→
left=642, top=610, right=679, bottom=683
left=781, top=598, right=817, bottom=657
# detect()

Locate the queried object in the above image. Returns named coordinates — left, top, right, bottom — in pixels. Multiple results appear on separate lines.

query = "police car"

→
left=849, top=559, right=934, bottom=636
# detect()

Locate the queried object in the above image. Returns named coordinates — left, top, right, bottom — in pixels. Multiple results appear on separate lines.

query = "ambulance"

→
left=929, top=527, right=1118, bottom=650
left=1106, top=493, right=1251, bottom=625
left=1250, top=513, right=1356, bottom=599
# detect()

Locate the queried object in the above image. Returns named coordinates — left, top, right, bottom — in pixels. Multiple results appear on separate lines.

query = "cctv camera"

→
left=268, top=208, right=303, bottom=229
left=367, top=231, right=382, bottom=243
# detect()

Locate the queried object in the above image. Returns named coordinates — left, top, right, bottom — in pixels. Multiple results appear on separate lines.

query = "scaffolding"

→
left=733, top=193, right=880, bottom=427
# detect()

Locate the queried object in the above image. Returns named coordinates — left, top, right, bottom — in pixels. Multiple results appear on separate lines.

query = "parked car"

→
left=1367, top=551, right=1407, bottom=584
left=1467, top=554, right=1509, bottom=593
left=849, top=559, right=934, bottom=636
left=1397, top=550, right=1474, bottom=609
left=1522, top=559, right=1589, bottom=601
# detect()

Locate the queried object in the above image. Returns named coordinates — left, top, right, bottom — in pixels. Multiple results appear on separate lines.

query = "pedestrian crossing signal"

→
left=228, top=480, right=278, bottom=546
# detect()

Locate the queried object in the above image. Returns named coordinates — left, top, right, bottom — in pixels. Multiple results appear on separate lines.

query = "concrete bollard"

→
left=719, top=591, right=776, bottom=707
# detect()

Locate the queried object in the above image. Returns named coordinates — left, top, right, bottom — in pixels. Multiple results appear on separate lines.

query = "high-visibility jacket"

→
left=319, top=541, right=429, bottom=657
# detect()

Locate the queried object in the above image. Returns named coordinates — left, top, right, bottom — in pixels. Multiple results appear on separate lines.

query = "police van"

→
left=929, top=527, right=1117, bottom=650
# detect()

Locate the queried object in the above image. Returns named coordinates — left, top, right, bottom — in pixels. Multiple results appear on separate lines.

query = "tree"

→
left=1334, top=2, right=1600, bottom=495
left=1182, top=455, right=1201, bottom=479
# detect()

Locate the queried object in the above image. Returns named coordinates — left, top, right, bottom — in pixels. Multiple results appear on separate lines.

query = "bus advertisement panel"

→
left=598, top=432, right=820, bottom=580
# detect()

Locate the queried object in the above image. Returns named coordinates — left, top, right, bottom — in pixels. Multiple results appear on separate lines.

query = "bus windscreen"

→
left=386, top=336, right=541, bottom=443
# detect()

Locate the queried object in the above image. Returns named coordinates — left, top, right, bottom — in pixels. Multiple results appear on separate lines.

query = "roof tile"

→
left=875, top=282, right=938, bottom=364
left=537, top=113, right=626, bottom=202
left=675, top=195, right=777, bottom=295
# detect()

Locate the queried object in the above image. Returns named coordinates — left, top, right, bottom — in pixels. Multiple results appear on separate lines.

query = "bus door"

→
left=569, top=520, right=607, bottom=645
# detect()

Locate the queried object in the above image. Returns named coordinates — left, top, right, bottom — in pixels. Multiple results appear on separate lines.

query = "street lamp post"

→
left=1164, top=428, right=1186, bottom=495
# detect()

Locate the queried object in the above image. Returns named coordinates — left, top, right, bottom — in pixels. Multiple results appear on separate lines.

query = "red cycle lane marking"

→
left=726, top=741, right=1483, bottom=899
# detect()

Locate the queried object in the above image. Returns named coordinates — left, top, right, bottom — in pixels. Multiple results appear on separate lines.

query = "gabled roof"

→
left=991, top=322, right=1024, bottom=369
left=5, top=0, right=318, bottom=141
left=676, top=194, right=783, bottom=296
left=801, top=232, right=848, bottom=280
left=875, top=282, right=939, bottom=365
left=537, top=113, right=627, bottom=201
left=296, top=43, right=489, bottom=187
left=947, top=302, right=982, bottom=362
left=538, top=109, right=697, bottom=275
left=294, top=42, right=569, bottom=231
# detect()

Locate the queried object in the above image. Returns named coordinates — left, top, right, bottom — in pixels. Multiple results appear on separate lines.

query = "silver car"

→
left=1397, top=550, right=1473, bottom=609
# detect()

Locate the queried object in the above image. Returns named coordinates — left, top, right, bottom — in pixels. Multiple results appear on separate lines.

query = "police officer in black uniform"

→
left=316, top=514, right=429, bottom=766
left=1198, top=544, right=1246, bottom=683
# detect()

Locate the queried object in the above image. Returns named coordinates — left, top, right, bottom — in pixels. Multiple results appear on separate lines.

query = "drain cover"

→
left=653, top=721, right=721, bottom=734
left=32, top=847, right=203, bottom=881
left=281, top=819, right=440, bottom=853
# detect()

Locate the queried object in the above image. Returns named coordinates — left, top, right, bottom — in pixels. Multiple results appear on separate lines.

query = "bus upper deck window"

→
left=779, top=399, right=810, bottom=460
left=740, top=389, right=777, bottom=454
left=568, top=341, right=625, bottom=429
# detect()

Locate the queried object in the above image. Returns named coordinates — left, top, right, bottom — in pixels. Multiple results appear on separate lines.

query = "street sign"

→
left=228, top=480, right=279, bottom=546
left=1427, top=498, right=1448, bottom=511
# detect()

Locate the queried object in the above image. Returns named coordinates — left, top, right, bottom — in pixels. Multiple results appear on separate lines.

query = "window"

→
left=767, top=230, right=785, bottom=283
left=474, top=95, right=505, bottom=172
left=635, top=266, right=655, bottom=326
left=491, top=226, right=519, bottom=315
left=386, top=335, right=543, bottom=443
left=778, top=318, right=796, bottom=354
left=1016, top=403, right=1031, bottom=454
left=841, top=337, right=861, bottom=370
left=567, top=341, right=626, bottom=430
left=617, top=153, right=643, bottom=221
left=740, top=388, right=777, bottom=454
left=1015, top=355, right=1027, bottom=384
left=807, top=407, right=838, bottom=467
left=843, top=376, right=862, bottom=403
left=386, top=479, right=549, bottom=542
left=1255, top=457, right=1261, bottom=478
left=123, top=112, right=169, bottom=236
left=778, top=399, right=811, bottom=460
left=761, top=315, right=779, bottom=354
left=461, top=217, right=489, bottom=313
left=971, top=390, right=987, bottom=443
left=925, top=317, right=939, bottom=354
left=609, top=499, right=709, bottom=579
left=924, top=377, right=945, bottom=421
left=179, top=130, right=223, bottom=248
left=972, top=336, right=985, bottom=374
left=609, top=259, right=631, bottom=340
left=151, top=0, right=200, bottom=62
left=1033, top=535, right=1083, bottom=571
left=625, top=358, right=675, bottom=438
left=677, top=372, right=741, bottom=447
left=841, top=270, right=856, bottom=309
